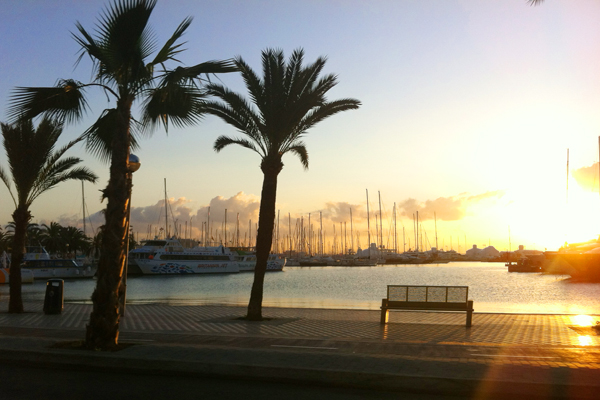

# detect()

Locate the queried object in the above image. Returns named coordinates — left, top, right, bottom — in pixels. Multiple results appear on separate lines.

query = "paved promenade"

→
left=1, top=301, right=599, bottom=398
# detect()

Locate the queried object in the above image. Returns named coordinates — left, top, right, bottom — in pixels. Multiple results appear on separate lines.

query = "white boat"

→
left=136, top=245, right=240, bottom=275
left=128, top=237, right=185, bottom=274
left=24, top=246, right=51, bottom=261
left=21, top=259, right=97, bottom=279
left=4, top=246, right=94, bottom=280
left=0, top=268, right=34, bottom=283
left=233, top=250, right=286, bottom=272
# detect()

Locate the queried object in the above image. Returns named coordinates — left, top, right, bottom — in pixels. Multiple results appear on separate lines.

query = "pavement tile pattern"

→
left=1, top=302, right=599, bottom=350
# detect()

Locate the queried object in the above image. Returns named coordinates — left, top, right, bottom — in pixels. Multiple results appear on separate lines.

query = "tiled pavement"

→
left=1, top=301, right=600, bottom=398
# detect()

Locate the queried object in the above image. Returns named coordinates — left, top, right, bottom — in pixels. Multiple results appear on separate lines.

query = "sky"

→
left=1, top=0, right=600, bottom=253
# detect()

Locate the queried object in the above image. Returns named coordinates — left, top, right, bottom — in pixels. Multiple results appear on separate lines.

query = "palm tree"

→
left=204, top=48, right=361, bottom=320
left=40, top=222, right=64, bottom=254
left=7, top=0, right=236, bottom=349
left=0, top=118, right=98, bottom=313
left=61, top=225, right=91, bottom=256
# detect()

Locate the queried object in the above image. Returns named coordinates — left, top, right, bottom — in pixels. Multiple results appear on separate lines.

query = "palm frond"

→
left=0, top=166, right=17, bottom=207
left=294, top=98, right=361, bottom=135
left=82, top=109, right=140, bottom=163
left=235, top=56, right=264, bottom=105
left=30, top=164, right=98, bottom=205
left=2, top=118, right=62, bottom=205
left=150, top=17, right=192, bottom=66
left=207, top=47, right=360, bottom=174
left=141, top=80, right=205, bottom=132
left=8, top=79, right=88, bottom=124
left=76, top=0, right=156, bottom=91
left=174, top=60, right=239, bottom=85
left=287, top=143, right=309, bottom=170
left=213, top=136, right=259, bottom=155
left=204, top=83, right=265, bottom=148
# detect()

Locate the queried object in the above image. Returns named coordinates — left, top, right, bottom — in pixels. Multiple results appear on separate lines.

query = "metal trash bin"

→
left=43, top=279, right=64, bottom=315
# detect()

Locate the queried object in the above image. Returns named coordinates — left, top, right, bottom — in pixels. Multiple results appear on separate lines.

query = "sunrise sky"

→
left=2, top=0, right=600, bottom=253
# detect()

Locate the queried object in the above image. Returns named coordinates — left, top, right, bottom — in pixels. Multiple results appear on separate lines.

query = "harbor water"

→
left=1, top=262, right=599, bottom=314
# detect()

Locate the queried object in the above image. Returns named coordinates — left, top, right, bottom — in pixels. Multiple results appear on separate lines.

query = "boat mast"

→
left=434, top=212, right=438, bottom=250
left=366, top=189, right=371, bottom=259
left=207, top=207, right=211, bottom=246
left=308, top=213, right=311, bottom=256
left=164, top=178, right=168, bottom=238
left=378, top=191, right=383, bottom=252
left=82, top=181, right=86, bottom=237
left=413, top=213, right=416, bottom=252
left=276, top=210, right=280, bottom=254
left=350, top=208, right=354, bottom=254
left=393, top=202, right=397, bottom=254
left=320, top=211, right=323, bottom=256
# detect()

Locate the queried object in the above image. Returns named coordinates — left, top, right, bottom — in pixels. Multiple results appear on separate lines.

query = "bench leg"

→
left=466, top=300, right=473, bottom=327
left=380, top=299, right=389, bottom=324
left=380, top=308, right=389, bottom=324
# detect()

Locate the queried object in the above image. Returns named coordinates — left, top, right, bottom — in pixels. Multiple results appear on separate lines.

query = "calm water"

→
left=2, top=262, right=599, bottom=314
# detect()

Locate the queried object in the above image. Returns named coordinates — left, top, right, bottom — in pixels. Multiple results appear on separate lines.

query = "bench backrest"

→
left=387, top=285, right=468, bottom=304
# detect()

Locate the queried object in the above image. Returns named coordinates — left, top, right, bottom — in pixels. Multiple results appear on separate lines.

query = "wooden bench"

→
left=380, top=285, right=474, bottom=327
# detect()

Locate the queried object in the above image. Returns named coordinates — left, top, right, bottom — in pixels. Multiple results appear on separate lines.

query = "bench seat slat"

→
left=384, top=301, right=471, bottom=311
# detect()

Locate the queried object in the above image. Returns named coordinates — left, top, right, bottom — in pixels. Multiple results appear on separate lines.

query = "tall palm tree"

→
left=0, top=118, right=98, bottom=313
left=8, top=0, right=236, bottom=349
left=205, top=48, right=361, bottom=320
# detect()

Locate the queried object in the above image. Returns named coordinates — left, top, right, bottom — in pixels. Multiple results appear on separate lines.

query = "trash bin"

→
left=43, top=279, right=64, bottom=315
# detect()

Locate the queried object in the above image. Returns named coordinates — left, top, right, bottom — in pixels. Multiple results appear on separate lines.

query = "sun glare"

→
left=578, top=335, right=593, bottom=346
left=572, top=315, right=595, bottom=327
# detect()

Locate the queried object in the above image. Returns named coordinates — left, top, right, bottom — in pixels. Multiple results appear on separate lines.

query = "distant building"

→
left=514, top=245, right=543, bottom=258
left=466, top=245, right=500, bottom=260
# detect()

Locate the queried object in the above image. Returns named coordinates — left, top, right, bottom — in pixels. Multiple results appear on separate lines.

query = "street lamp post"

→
left=121, top=154, right=140, bottom=317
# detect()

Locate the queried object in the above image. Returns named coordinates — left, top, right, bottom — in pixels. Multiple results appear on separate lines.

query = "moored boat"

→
left=234, top=250, right=286, bottom=272
left=506, top=257, right=541, bottom=273
left=128, top=237, right=185, bottom=274
left=20, top=259, right=97, bottom=279
left=136, top=245, right=240, bottom=275
left=0, top=268, right=34, bottom=283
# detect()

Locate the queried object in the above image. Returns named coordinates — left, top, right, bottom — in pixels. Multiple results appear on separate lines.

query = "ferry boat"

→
left=127, top=237, right=185, bottom=274
left=135, top=245, right=240, bottom=275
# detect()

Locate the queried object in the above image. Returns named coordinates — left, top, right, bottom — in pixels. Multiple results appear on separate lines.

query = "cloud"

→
left=398, top=190, right=504, bottom=221
left=50, top=190, right=504, bottom=248
left=572, top=163, right=599, bottom=192
left=321, top=201, right=366, bottom=223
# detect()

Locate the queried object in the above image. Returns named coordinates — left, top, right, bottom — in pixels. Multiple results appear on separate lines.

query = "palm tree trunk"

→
left=85, top=101, right=131, bottom=350
left=247, top=158, right=282, bottom=321
left=8, top=207, right=30, bottom=313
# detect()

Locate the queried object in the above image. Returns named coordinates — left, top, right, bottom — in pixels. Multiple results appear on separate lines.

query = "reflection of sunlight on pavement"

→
left=569, top=315, right=599, bottom=347
left=578, top=335, right=593, bottom=346
left=571, top=315, right=595, bottom=327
